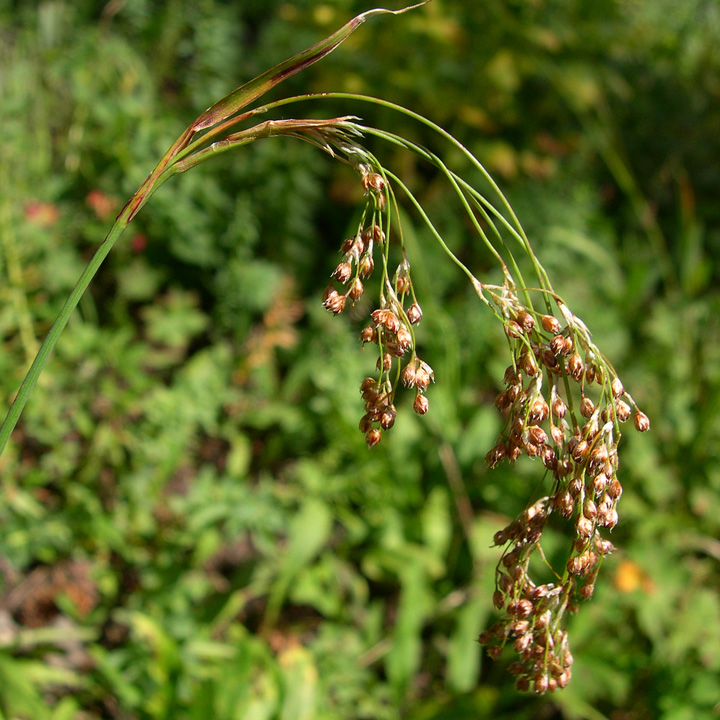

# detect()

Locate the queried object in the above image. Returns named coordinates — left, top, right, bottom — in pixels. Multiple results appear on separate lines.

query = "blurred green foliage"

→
left=1, top=1, right=719, bottom=718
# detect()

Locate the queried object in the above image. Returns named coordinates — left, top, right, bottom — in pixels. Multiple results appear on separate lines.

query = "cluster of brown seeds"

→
left=322, top=169, right=432, bottom=446
left=478, top=287, right=649, bottom=693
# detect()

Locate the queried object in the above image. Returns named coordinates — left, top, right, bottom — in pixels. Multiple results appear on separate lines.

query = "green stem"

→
left=0, top=177, right=170, bottom=456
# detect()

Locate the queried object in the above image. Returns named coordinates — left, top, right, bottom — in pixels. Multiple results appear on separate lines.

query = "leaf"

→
left=191, top=3, right=431, bottom=133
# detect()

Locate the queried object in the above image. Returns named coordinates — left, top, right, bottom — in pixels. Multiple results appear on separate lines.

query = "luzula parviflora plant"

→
left=0, top=2, right=649, bottom=694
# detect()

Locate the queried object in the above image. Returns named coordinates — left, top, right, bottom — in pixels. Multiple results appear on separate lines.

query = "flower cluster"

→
left=477, top=282, right=649, bottom=693
left=322, top=167, right=433, bottom=447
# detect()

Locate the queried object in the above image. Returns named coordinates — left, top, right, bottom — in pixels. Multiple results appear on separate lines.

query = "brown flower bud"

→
left=550, top=424, right=565, bottom=445
left=359, top=413, right=373, bottom=433
left=360, top=325, right=377, bottom=344
left=570, top=438, right=589, bottom=463
left=493, top=590, right=505, bottom=609
left=517, top=310, right=535, bottom=331
left=365, top=428, right=382, bottom=447
left=607, top=477, right=623, bottom=500
left=406, top=302, right=423, bottom=324
left=526, top=425, right=548, bottom=446
left=413, top=393, right=429, bottom=415
left=554, top=490, right=574, bottom=518
left=415, top=367, right=431, bottom=392
left=611, top=377, right=624, bottom=398
left=550, top=334, right=566, bottom=356
left=377, top=353, right=392, bottom=371
left=505, top=320, right=523, bottom=339
left=332, top=261, right=352, bottom=284
left=615, top=399, right=631, bottom=422
left=634, top=411, right=650, bottom=432
left=504, top=365, right=521, bottom=384
left=359, top=255, right=374, bottom=278
left=396, top=326, right=412, bottom=351
left=576, top=515, right=595, bottom=538
left=323, top=290, right=346, bottom=315
left=477, top=630, right=494, bottom=645
left=541, top=444, right=557, bottom=470
left=541, top=314, right=561, bottom=334
left=521, top=351, right=538, bottom=376
left=486, top=442, right=507, bottom=469
left=487, top=645, right=503, bottom=660
left=515, top=599, right=534, bottom=618
left=583, top=499, right=598, bottom=519
left=534, top=675, right=549, bottom=694
left=567, top=353, right=584, bottom=381
left=363, top=172, right=385, bottom=193
left=401, top=362, right=417, bottom=388
left=348, top=278, right=364, bottom=300
left=380, top=406, right=397, bottom=430
left=585, top=365, right=596, bottom=385
left=528, top=397, right=549, bottom=423
left=580, top=396, right=595, bottom=418
left=515, top=677, right=530, bottom=692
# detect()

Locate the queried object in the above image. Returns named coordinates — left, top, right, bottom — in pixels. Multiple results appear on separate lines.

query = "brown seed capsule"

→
left=534, top=674, right=549, bottom=694
left=567, top=352, right=584, bottom=381
left=348, top=278, right=364, bottom=300
left=401, top=362, right=417, bottom=388
left=576, top=516, right=595, bottom=538
left=570, top=438, right=589, bottom=463
left=363, top=172, right=385, bottom=193
left=515, top=677, right=531, bottom=692
left=485, top=443, right=507, bottom=469
left=550, top=334, right=566, bottom=356
left=550, top=424, right=565, bottom=446
left=377, top=353, right=392, bottom=371
left=516, top=599, right=534, bottom=618
left=406, top=302, right=423, bottom=325
left=517, top=310, right=535, bottom=331
left=526, top=425, right=548, bottom=446
left=487, top=644, right=503, bottom=660
left=541, top=444, right=557, bottom=470
left=477, top=630, right=494, bottom=645
left=360, top=325, right=377, bottom=344
left=585, top=365, right=596, bottom=385
left=615, top=400, right=632, bottom=422
left=551, top=395, right=567, bottom=419
left=396, top=326, right=412, bottom=351
left=359, top=413, right=373, bottom=433
left=504, top=365, right=521, bottom=385
left=580, top=396, right=595, bottom=418
left=415, top=368, right=431, bottom=392
left=583, top=499, right=598, bottom=519
left=505, top=320, right=523, bottom=339
left=365, top=428, right=382, bottom=447
left=541, top=314, right=561, bottom=334
left=359, top=255, right=374, bottom=278
left=529, top=397, right=549, bottom=423
left=634, top=411, right=650, bottom=432
left=611, top=377, right=624, bottom=398
left=340, top=236, right=356, bottom=254
left=554, top=490, right=574, bottom=518
left=607, top=477, right=623, bottom=500
left=521, top=351, right=538, bottom=376
left=413, top=393, right=429, bottom=415
left=492, top=590, right=505, bottom=609
left=380, top=406, right=397, bottom=430
left=332, top=261, right=352, bottom=284
left=395, top=275, right=410, bottom=296
left=323, top=290, right=347, bottom=315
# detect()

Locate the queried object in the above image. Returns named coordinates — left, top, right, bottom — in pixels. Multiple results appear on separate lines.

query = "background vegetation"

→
left=1, top=1, right=719, bottom=718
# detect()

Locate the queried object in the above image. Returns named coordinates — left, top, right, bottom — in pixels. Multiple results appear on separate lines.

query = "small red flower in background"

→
left=131, top=233, right=147, bottom=253
left=24, top=202, right=60, bottom=227
left=86, top=189, right=117, bottom=220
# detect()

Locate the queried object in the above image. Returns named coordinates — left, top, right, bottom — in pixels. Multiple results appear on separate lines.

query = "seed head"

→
left=505, top=320, right=523, bottom=339
left=407, top=301, right=423, bottom=324
left=332, top=261, right=352, bottom=284
left=517, top=310, right=535, bottom=331
left=541, top=315, right=561, bottom=334
left=413, top=393, right=429, bottom=415
left=348, top=278, right=364, bottom=300
left=359, top=255, right=375, bottom=278
left=611, top=377, right=624, bottom=398
left=323, top=290, right=347, bottom=315
left=401, top=361, right=417, bottom=388
left=360, top=325, right=377, bottom=344
left=634, top=411, right=650, bottom=432
left=365, top=428, right=382, bottom=447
